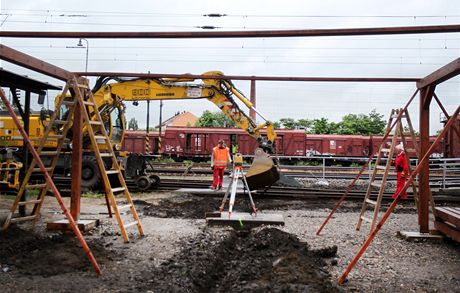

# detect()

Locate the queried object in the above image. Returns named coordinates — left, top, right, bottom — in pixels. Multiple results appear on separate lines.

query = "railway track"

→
left=152, top=178, right=460, bottom=203
left=50, top=173, right=459, bottom=203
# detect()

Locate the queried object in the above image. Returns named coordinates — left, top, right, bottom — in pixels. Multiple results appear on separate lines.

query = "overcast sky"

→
left=1, top=0, right=459, bottom=134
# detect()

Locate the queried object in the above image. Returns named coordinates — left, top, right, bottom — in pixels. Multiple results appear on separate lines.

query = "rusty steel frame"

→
left=338, top=103, right=460, bottom=284
left=316, top=89, right=420, bottom=235
left=0, top=23, right=458, bottom=282
left=75, top=72, right=420, bottom=82
left=1, top=24, right=460, bottom=39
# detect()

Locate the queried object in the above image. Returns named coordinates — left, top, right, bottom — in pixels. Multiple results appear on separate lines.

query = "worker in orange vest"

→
left=393, top=143, right=409, bottom=200
left=211, top=139, right=232, bottom=190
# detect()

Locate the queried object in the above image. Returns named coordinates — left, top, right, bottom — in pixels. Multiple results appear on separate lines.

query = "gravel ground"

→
left=0, top=191, right=459, bottom=292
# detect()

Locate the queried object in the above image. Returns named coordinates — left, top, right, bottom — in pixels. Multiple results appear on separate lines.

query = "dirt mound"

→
left=135, top=197, right=216, bottom=219
left=132, top=227, right=341, bottom=292
left=0, top=226, right=116, bottom=276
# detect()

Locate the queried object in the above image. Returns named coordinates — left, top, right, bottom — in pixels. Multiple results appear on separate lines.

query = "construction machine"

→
left=0, top=71, right=280, bottom=191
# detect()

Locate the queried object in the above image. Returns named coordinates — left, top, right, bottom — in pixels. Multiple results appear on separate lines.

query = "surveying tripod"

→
left=219, top=153, right=258, bottom=218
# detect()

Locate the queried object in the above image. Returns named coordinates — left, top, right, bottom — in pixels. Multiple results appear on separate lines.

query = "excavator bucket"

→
left=245, top=148, right=280, bottom=190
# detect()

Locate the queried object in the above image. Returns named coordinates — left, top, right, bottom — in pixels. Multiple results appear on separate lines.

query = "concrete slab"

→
left=47, top=219, right=100, bottom=232
left=206, top=211, right=284, bottom=230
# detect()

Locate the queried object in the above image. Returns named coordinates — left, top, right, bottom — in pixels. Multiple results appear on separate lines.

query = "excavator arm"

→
left=92, top=71, right=277, bottom=153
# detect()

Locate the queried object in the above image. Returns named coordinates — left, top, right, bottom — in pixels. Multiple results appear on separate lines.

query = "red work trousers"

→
left=393, top=172, right=408, bottom=199
left=212, top=167, right=225, bottom=189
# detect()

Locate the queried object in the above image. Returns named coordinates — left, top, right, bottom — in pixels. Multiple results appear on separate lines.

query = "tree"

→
left=276, top=118, right=312, bottom=131
left=279, top=118, right=297, bottom=129
left=195, top=110, right=236, bottom=127
left=338, top=109, right=386, bottom=135
left=311, top=118, right=340, bottom=134
left=128, top=117, right=138, bottom=130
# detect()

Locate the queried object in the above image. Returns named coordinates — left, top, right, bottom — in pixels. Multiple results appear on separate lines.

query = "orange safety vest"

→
left=212, top=146, right=230, bottom=167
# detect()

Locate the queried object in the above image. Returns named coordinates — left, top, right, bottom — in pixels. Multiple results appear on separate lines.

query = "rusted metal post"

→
left=19, top=91, right=30, bottom=216
left=250, top=79, right=256, bottom=121
left=419, top=86, right=434, bottom=232
left=70, top=91, right=83, bottom=220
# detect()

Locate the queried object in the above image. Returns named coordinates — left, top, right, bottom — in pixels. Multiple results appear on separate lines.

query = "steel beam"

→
left=417, top=58, right=460, bottom=89
left=70, top=88, right=83, bottom=220
left=419, top=86, right=435, bottom=233
left=1, top=24, right=460, bottom=39
left=0, top=44, right=74, bottom=81
left=77, top=72, right=419, bottom=82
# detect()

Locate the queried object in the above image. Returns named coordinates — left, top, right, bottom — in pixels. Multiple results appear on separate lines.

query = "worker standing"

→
left=211, top=139, right=232, bottom=190
left=392, top=143, right=409, bottom=200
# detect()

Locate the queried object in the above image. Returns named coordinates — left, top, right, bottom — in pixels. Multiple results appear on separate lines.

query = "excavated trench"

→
left=132, top=227, right=341, bottom=293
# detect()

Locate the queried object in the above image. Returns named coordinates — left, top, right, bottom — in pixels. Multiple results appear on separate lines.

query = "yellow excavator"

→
left=0, top=71, right=280, bottom=191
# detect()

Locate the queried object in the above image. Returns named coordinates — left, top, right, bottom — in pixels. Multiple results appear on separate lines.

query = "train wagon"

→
left=122, top=130, right=160, bottom=154
left=159, top=127, right=306, bottom=161
left=122, top=127, right=452, bottom=160
left=305, top=134, right=370, bottom=157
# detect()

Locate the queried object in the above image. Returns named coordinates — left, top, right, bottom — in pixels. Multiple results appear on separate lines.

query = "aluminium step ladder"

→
left=356, top=108, right=420, bottom=233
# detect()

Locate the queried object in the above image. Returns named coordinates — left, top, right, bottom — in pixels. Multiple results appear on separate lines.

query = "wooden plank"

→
left=207, top=212, right=284, bottom=229
left=434, top=220, right=460, bottom=243
left=435, top=207, right=460, bottom=227
left=47, top=219, right=100, bottom=232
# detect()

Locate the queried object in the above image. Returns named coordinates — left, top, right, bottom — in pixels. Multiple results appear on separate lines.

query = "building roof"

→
left=159, top=111, right=198, bottom=128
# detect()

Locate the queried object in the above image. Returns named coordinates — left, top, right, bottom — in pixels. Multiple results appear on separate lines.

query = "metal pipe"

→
left=1, top=24, right=460, bottom=38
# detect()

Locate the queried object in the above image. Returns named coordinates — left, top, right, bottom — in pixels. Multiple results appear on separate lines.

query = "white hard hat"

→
left=395, top=143, right=404, bottom=151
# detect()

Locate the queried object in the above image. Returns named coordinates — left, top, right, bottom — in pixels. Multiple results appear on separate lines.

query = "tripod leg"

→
left=228, top=168, right=240, bottom=218
left=219, top=178, right=233, bottom=211
left=242, top=172, right=257, bottom=214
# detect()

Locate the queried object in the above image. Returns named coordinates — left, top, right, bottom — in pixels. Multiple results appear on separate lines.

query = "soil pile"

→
left=133, top=227, right=341, bottom=292
left=0, top=226, right=115, bottom=277
left=137, top=197, right=217, bottom=219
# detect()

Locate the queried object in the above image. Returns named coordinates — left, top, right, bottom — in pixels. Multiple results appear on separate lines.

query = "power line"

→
left=2, top=9, right=460, bottom=19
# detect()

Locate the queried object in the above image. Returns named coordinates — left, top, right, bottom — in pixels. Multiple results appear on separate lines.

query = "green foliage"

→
left=279, top=118, right=297, bottom=129
left=272, top=121, right=281, bottom=129
left=195, top=110, right=237, bottom=128
left=82, top=191, right=104, bottom=198
left=155, top=157, right=176, bottom=163
left=275, top=109, right=386, bottom=135
left=128, top=117, right=139, bottom=130
left=295, top=160, right=321, bottom=166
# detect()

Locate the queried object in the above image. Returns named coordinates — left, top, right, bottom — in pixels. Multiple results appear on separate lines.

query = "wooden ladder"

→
left=3, top=77, right=144, bottom=242
left=356, top=108, right=420, bottom=233
left=73, top=77, right=144, bottom=242
left=2, top=82, right=75, bottom=230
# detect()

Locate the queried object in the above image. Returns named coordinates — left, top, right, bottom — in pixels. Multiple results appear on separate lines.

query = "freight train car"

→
left=305, top=134, right=371, bottom=157
left=122, top=127, right=451, bottom=161
left=160, top=127, right=306, bottom=161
